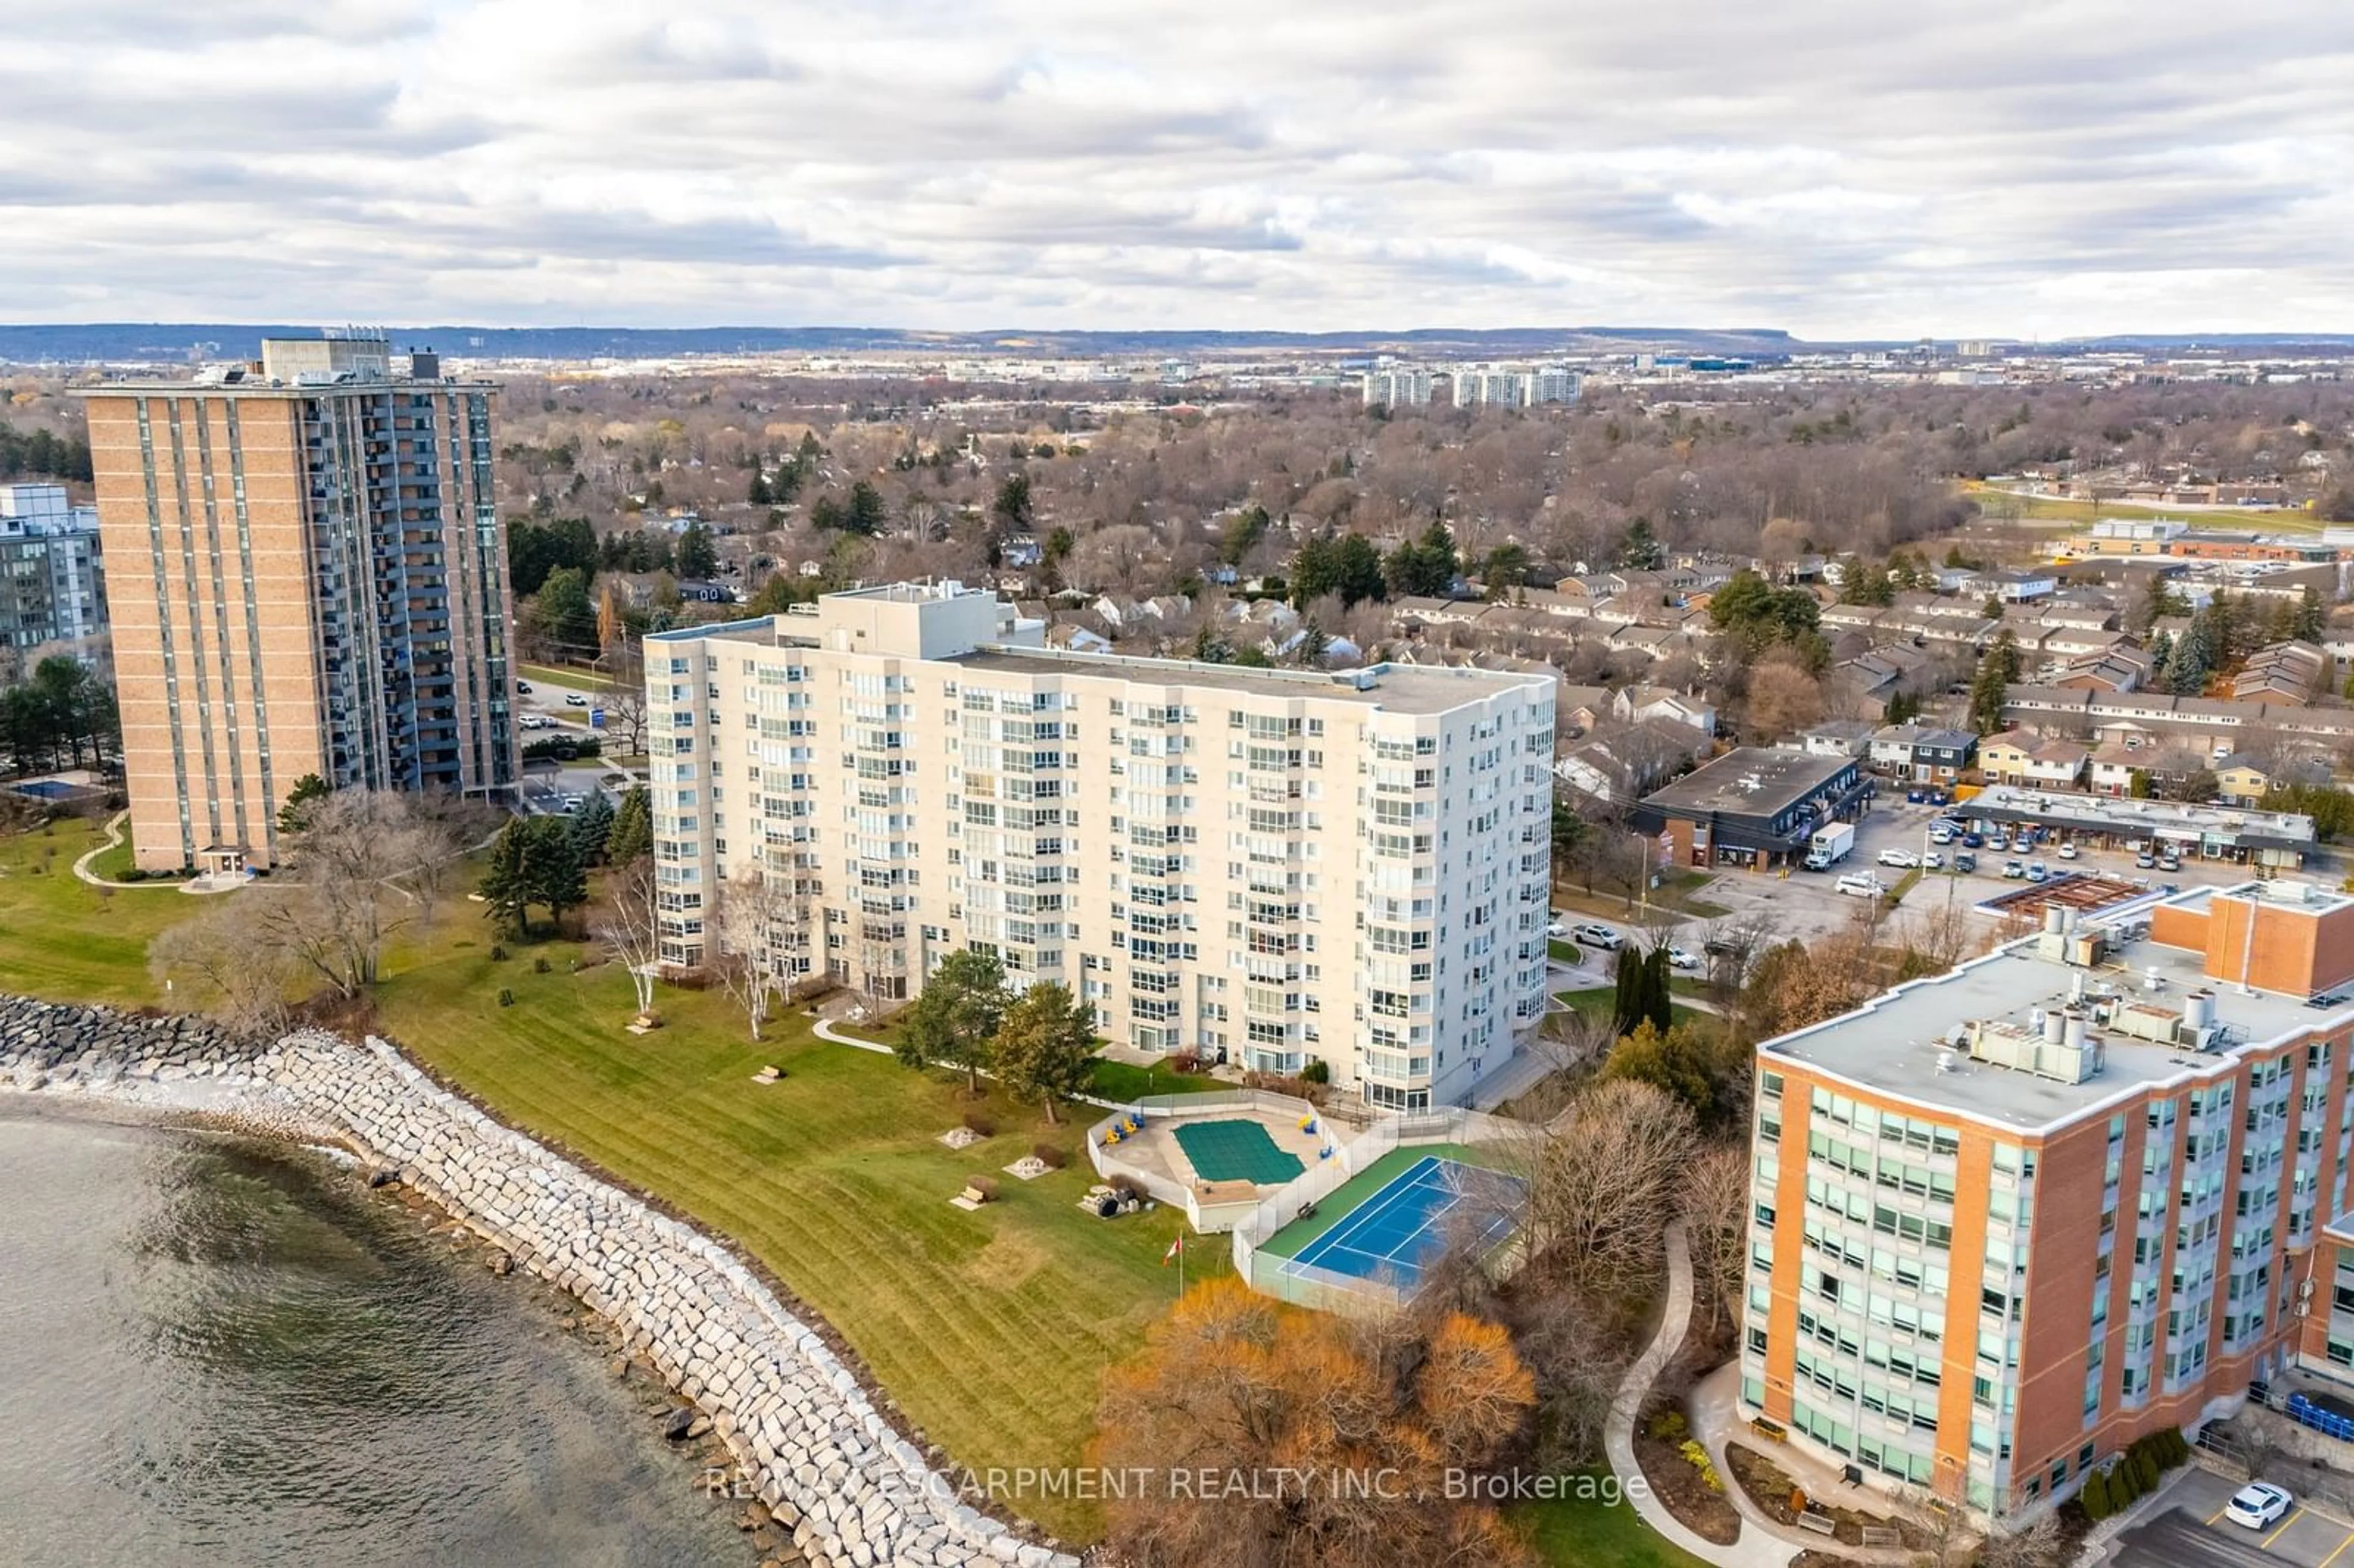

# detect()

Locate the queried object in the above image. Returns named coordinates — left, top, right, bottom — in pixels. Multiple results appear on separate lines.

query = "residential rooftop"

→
left=1765, top=882, right=2354, bottom=1133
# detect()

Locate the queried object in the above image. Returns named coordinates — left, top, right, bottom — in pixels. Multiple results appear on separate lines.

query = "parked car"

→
left=1985, top=832, right=2009, bottom=851
left=1665, top=945, right=1701, bottom=970
left=2002, top=860, right=2026, bottom=879
left=2157, top=855, right=2182, bottom=873
left=1572, top=923, right=1622, bottom=951
left=1835, top=873, right=1885, bottom=899
left=519, top=714, right=547, bottom=730
left=1954, top=852, right=1978, bottom=873
left=2027, top=861, right=2048, bottom=882
left=2136, top=853, right=2157, bottom=869
left=514, top=679, right=533, bottom=694
left=2056, top=843, right=2078, bottom=860
left=1545, top=919, right=1567, bottom=938
left=2226, top=1482, right=2293, bottom=1530
left=1922, top=851, right=1944, bottom=870
left=1877, top=848, right=1919, bottom=869
left=1927, top=826, right=1954, bottom=846
left=565, top=693, right=589, bottom=707
left=1962, top=832, right=1984, bottom=849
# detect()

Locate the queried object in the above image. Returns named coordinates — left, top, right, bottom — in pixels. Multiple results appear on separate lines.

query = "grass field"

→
left=1514, top=1491, right=1713, bottom=1567
left=1959, top=481, right=2320, bottom=533
left=517, top=660, right=615, bottom=691
left=1084, top=1057, right=1229, bottom=1102
left=0, top=818, right=191, bottom=1005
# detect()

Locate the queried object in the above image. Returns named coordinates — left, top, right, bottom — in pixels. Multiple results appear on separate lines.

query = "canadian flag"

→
left=1162, top=1235, right=1183, bottom=1266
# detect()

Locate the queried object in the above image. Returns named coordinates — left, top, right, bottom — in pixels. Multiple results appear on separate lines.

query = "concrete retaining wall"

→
left=0, top=995, right=1076, bottom=1568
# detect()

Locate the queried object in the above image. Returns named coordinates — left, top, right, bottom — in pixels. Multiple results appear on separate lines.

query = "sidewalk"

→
left=1604, top=1220, right=1798, bottom=1568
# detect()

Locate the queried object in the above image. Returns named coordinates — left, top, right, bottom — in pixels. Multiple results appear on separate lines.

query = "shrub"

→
left=489, top=944, right=508, bottom=961
left=2133, top=1450, right=2158, bottom=1494
left=497, top=988, right=515, bottom=1008
left=967, top=1175, right=999, bottom=1203
left=1647, top=1409, right=1689, bottom=1443
left=2081, top=1470, right=2112, bottom=1520
left=962, top=1111, right=997, bottom=1138
left=1677, top=1439, right=1721, bottom=1492
left=1032, top=1141, right=1067, bottom=1170
left=1168, top=1050, right=1202, bottom=1075
left=119, top=868, right=145, bottom=882
left=533, top=956, right=550, bottom=973
left=1300, top=1059, right=1331, bottom=1084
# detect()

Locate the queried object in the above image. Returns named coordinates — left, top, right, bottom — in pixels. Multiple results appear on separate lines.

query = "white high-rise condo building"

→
left=647, top=582, right=1556, bottom=1111
left=1452, top=364, right=1582, bottom=408
left=1361, top=366, right=1434, bottom=408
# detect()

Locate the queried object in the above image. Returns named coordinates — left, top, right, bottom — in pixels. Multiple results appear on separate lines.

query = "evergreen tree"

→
left=899, top=947, right=1009, bottom=1094
left=1618, top=517, right=1664, bottom=570
left=747, top=468, right=771, bottom=506
left=605, top=785, right=653, bottom=867
left=1967, top=631, right=2021, bottom=736
left=845, top=479, right=888, bottom=537
left=991, top=980, right=1099, bottom=1124
left=1482, top=542, right=1531, bottom=595
left=276, top=772, right=333, bottom=837
left=676, top=521, right=719, bottom=580
left=2169, top=615, right=2215, bottom=696
left=2295, top=585, right=2326, bottom=643
left=567, top=789, right=616, bottom=865
left=524, top=815, right=589, bottom=932
left=478, top=818, right=535, bottom=936
left=535, top=566, right=598, bottom=653
left=1219, top=504, right=1268, bottom=566
left=992, top=472, right=1034, bottom=529
left=1645, top=945, right=1674, bottom=1037
left=1612, top=947, right=1644, bottom=1037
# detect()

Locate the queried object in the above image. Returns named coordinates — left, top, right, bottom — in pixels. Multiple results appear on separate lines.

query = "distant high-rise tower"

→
left=0, top=482, right=108, bottom=664
left=77, top=335, right=517, bottom=873
left=1361, top=364, right=1433, bottom=407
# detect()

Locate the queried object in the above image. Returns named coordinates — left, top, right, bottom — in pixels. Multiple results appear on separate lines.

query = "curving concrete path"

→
left=1606, top=1219, right=1800, bottom=1568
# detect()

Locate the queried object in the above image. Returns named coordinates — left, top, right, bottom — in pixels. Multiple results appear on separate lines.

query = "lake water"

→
left=0, top=1107, right=750, bottom=1567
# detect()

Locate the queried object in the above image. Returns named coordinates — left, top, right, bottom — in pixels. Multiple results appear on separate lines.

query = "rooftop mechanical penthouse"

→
left=1743, top=878, right=2354, bottom=1518
left=645, top=582, right=1557, bottom=1112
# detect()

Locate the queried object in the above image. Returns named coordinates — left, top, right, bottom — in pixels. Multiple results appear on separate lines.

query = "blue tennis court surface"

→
left=1281, top=1155, right=1526, bottom=1291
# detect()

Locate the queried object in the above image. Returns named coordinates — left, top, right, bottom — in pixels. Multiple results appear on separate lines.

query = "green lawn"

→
left=367, top=934, right=1203, bottom=1542
left=1514, top=1490, right=1713, bottom=1567
left=0, top=818, right=191, bottom=1005
left=1085, top=1057, right=1230, bottom=1102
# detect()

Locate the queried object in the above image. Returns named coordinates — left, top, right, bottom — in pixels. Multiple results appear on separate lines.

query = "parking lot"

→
left=1591, top=794, right=2331, bottom=954
left=2115, top=1467, right=2354, bottom=1568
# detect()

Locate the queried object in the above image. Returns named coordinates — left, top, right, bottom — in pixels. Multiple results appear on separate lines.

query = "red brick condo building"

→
left=1742, top=880, right=2354, bottom=1517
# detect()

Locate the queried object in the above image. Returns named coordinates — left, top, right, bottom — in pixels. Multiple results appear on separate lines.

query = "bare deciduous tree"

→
left=148, top=903, right=298, bottom=1035
left=257, top=790, right=464, bottom=1000
left=1680, top=1144, right=1751, bottom=1333
left=595, top=854, right=665, bottom=1021
left=709, top=866, right=800, bottom=1040
left=1514, top=1078, right=1699, bottom=1302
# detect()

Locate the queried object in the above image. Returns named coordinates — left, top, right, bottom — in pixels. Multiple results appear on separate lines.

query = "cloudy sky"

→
left=8, top=1, right=2352, bottom=338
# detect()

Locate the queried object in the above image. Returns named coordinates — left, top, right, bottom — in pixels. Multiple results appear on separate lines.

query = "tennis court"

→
left=1278, top=1154, right=1525, bottom=1290
left=1172, top=1118, right=1306, bottom=1185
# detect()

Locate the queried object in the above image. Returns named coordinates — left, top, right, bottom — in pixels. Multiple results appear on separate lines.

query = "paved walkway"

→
left=69, top=810, right=241, bottom=894
left=1605, top=1220, right=1799, bottom=1568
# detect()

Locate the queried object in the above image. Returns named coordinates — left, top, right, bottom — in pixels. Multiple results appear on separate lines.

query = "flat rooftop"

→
left=1966, top=784, right=2314, bottom=845
left=1765, top=886, right=2354, bottom=1132
left=1642, top=747, right=1853, bottom=817
left=956, top=647, right=1544, bottom=714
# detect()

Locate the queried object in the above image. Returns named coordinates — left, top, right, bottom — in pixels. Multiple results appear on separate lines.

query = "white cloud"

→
left=1, top=1, right=2350, bottom=335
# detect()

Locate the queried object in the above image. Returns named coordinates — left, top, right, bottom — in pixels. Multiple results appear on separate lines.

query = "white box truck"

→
left=1802, top=821, right=1854, bottom=871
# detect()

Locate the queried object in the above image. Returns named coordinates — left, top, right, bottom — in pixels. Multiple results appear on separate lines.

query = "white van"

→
left=1835, top=873, right=1884, bottom=899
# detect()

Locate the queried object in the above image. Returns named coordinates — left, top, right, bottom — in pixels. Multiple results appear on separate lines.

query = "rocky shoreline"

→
left=0, top=995, right=1080, bottom=1568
